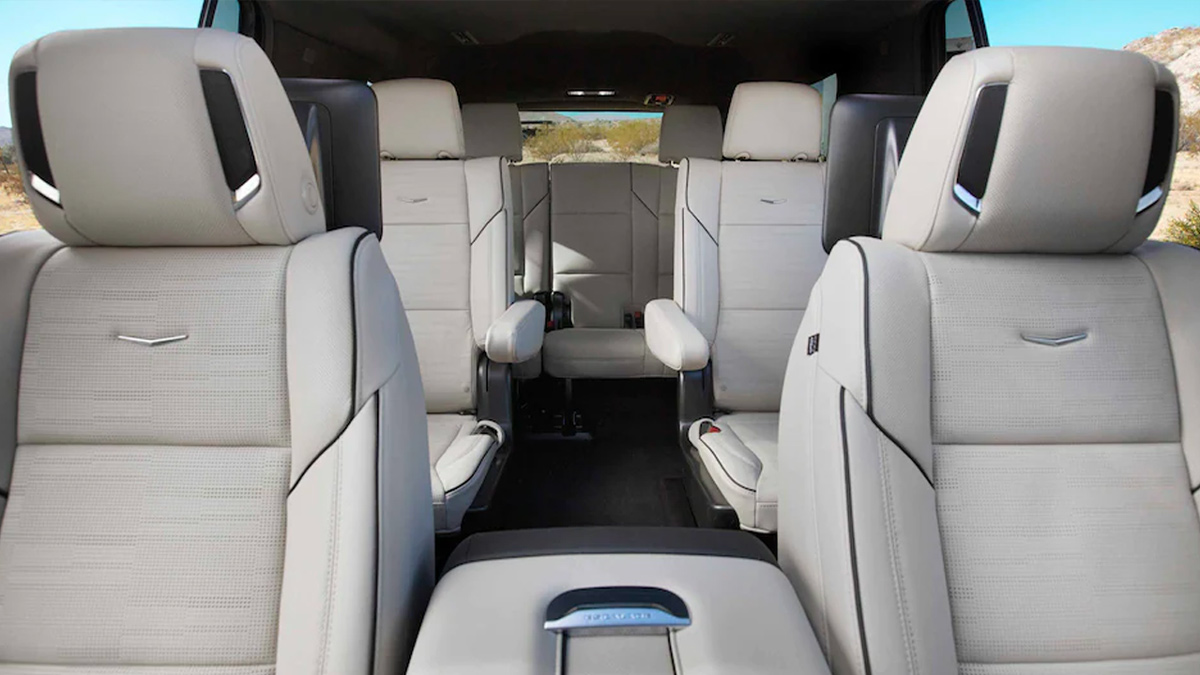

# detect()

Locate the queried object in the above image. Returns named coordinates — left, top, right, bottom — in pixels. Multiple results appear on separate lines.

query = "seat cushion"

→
left=690, top=413, right=779, bottom=532
left=542, top=328, right=669, bottom=379
left=427, top=414, right=498, bottom=532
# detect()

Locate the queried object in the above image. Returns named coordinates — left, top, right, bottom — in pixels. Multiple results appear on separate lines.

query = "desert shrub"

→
left=525, top=123, right=594, bottom=161
left=0, top=149, right=25, bottom=204
left=605, top=119, right=660, bottom=158
left=1180, top=110, right=1200, bottom=154
left=580, top=123, right=607, bottom=141
left=1163, top=200, right=1200, bottom=249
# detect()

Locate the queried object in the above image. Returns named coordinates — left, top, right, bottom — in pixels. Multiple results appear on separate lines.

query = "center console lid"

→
left=407, top=527, right=831, bottom=674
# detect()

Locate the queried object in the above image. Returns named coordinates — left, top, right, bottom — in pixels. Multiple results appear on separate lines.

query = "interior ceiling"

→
left=267, top=0, right=928, bottom=48
left=262, top=0, right=934, bottom=106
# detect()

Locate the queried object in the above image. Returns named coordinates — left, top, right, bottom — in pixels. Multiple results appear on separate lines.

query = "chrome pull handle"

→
left=543, top=586, right=690, bottom=636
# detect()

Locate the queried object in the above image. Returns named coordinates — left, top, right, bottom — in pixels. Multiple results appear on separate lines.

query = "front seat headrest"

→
left=10, top=28, right=325, bottom=247
left=658, top=104, right=723, bottom=163
left=723, top=82, right=822, bottom=161
left=373, top=79, right=466, bottom=160
left=462, top=102, right=523, bottom=162
left=883, top=46, right=1179, bottom=254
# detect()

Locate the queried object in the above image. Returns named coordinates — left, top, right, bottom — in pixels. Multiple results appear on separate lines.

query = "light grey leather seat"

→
left=374, top=79, right=545, bottom=533
left=0, top=28, right=433, bottom=673
left=462, top=102, right=548, bottom=380
left=646, top=84, right=827, bottom=532
left=540, top=105, right=722, bottom=379
left=780, top=46, right=1199, bottom=674
left=461, top=102, right=549, bottom=298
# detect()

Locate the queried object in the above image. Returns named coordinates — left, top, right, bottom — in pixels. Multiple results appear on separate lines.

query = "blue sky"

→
left=562, top=112, right=661, bottom=121
left=984, top=0, right=1198, bottom=49
left=0, top=1, right=202, bottom=127
left=0, top=0, right=1198, bottom=128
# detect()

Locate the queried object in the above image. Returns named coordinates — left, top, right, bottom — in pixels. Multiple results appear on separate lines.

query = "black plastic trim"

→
left=13, top=72, right=55, bottom=188
left=965, top=0, right=990, bottom=47
left=677, top=365, right=714, bottom=450
left=823, top=94, right=923, bottom=250
left=841, top=387, right=873, bottom=675
left=1143, top=89, right=1176, bottom=195
left=444, top=527, right=776, bottom=573
left=681, top=443, right=740, bottom=529
left=955, top=84, right=1007, bottom=208
left=200, top=69, right=257, bottom=192
left=283, top=78, right=381, bottom=237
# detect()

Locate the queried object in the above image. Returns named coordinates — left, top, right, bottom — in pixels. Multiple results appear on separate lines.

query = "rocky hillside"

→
left=0, top=126, right=11, bottom=147
left=1125, top=26, right=1200, bottom=114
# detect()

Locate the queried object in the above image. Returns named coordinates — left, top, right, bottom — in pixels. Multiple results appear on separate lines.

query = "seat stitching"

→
left=841, top=386, right=873, bottom=675
left=880, top=434, right=919, bottom=675
left=817, top=360, right=933, bottom=488
left=808, top=286, right=832, bottom=652
left=847, top=239, right=872, bottom=414
left=289, top=231, right=372, bottom=495
left=317, top=444, right=343, bottom=675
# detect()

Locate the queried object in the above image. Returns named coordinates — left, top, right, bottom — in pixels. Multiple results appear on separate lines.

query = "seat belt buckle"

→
left=533, top=291, right=573, bottom=331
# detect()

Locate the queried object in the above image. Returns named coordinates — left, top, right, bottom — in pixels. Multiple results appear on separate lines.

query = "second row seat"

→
left=647, top=82, right=829, bottom=532
left=373, top=79, right=545, bottom=533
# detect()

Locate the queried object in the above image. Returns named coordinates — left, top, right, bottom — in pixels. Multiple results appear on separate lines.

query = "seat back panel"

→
left=657, top=166, right=678, bottom=299
left=380, top=160, right=476, bottom=413
left=551, top=164, right=634, bottom=328
left=518, top=163, right=551, bottom=295
left=19, top=247, right=291, bottom=447
left=0, top=444, right=290, bottom=665
left=936, top=441, right=1200, bottom=665
left=922, top=254, right=1199, bottom=664
left=711, top=161, right=826, bottom=410
left=925, top=254, right=1179, bottom=445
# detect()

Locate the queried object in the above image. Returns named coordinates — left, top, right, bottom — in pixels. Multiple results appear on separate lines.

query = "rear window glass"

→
left=519, top=111, right=663, bottom=164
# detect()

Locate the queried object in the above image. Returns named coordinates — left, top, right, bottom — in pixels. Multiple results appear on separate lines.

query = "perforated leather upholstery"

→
left=647, top=83, right=827, bottom=531
left=779, top=47, right=1199, bottom=675
left=1, top=28, right=434, bottom=674
left=375, top=80, right=543, bottom=531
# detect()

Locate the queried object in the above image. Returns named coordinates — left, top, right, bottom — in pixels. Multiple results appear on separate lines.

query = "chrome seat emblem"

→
left=760, top=198, right=787, bottom=204
left=400, top=196, right=428, bottom=204
left=1021, top=332, right=1087, bottom=347
left=117, top=334, right=188, bottom=347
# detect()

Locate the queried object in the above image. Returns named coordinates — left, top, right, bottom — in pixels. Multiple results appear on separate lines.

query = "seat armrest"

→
left=645, top=299, right=709, bottom=371
left=485, top=299, right=546, bottom=363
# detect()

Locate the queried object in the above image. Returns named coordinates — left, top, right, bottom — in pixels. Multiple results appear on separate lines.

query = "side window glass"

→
left=812, top=74, right=837, bottom=158
left=946, top=0, right=978, bottom=57
left=211, top=0, right=240, bottom=33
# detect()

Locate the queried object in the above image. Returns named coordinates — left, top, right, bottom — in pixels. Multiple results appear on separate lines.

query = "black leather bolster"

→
left=444, top=526, right=776, bottom=574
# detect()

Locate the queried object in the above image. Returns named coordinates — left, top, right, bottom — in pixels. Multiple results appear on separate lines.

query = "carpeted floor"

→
left=469, top=378, right=695, bottom=531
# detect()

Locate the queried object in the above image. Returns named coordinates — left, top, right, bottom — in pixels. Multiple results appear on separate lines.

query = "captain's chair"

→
left=779, top=47, right=1199, bottom=674
left=0, top=28, right=433, bottom=673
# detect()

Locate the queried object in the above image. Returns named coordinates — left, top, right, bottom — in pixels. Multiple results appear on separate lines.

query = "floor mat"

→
left=469, top=379, right=696, bottom=530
